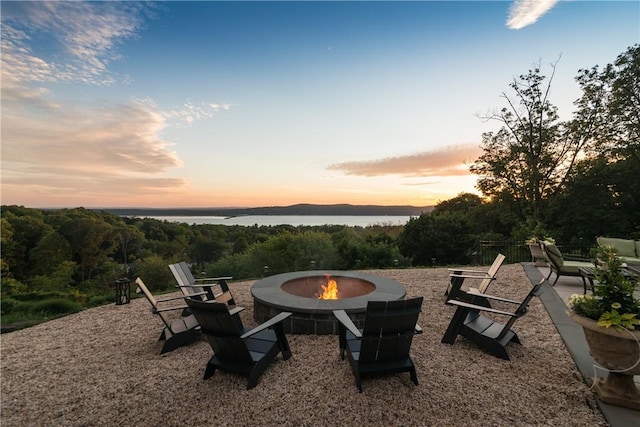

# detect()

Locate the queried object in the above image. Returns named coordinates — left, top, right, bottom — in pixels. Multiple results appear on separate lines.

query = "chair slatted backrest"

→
left=359, top=297, right=423, bottom=363
left=185, top=298, right=253, bottom=363
left=477, top=253, right=506, bottom=293
left=177, top=261, right=199, bottom=284
left=170, top=262, right=234, bottom=304
left=169, top=262, right=203, bottom=297
left=169, top=261, right=203, bottom=298
left=169, top=262, right=190, bottom=284
left=135, top=278, right=172, bottom=329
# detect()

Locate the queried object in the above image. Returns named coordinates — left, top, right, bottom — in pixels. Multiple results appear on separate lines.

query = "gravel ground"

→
left=1, top=264, right=606, bottom=426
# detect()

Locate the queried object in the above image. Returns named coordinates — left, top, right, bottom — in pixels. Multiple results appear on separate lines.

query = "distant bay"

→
left=103, top=203, right=432, bottom=218
left=144, top=215, right=413, bottom=227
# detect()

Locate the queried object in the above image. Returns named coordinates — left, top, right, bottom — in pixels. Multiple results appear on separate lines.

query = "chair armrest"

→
left=449, top=273, right=493, bottom=280
left=195, top=276, right=233, bottom=282
left=464, top=291, right=521, bottom=305
left=229, top=306, right=246, bottom=317
left=155, top=294, right=194, bottom=303
left=154, top=305, right=188, bottom=313
left=241, top=311, right=291, bottom=339
left=333, top=310, right=362, bottom=338
left=564, top=254, right=591, bottom=262
left=173, top=287, right=209, bottom=296
left=447, top=268, right=489, bottom=274
left=446, top=299, right=517, bottom=318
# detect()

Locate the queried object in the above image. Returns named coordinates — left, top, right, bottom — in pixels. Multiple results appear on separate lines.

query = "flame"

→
left=317, top=276, right=339, bottom=300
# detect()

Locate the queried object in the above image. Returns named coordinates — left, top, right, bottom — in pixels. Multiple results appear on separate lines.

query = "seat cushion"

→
left=542, top=241, right=564, bottom=267
left=620, top=256, right=640, bottom=266
left=561, top=260, right=594, bottom=274
left=597, top=237, right=636, bottom=257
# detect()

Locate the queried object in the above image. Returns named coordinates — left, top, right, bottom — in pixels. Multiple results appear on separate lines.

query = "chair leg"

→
left=160, top=330, right=198, bottom=354
left=274, top=324, right=292, bottom=360
left=355, top=374, right=363, bottom=393
left=441, top=306, right=468, bottom=344
left=551, top=274, right=559, bottom=286
left=337, top=324, right=347, bottom=360
left=247, top=369, right=261, bottom=390
left=203, top=360, right=216, bottom=380
left=409, top=364, right=418, bottom=386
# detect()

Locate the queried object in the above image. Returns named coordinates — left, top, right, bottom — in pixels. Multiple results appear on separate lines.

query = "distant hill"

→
left=102, top=203, right=433, bottom=217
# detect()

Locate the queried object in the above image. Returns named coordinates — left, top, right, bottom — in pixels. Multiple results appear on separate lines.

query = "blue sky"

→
left=1, top=1, right=638, bottom=208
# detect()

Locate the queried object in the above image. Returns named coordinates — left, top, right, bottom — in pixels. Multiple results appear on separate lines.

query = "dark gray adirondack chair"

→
left=445, top=253, right=505, bottom=307
left=135, top=277, right=200, bottom=354
left=441, top=280, right=544, bottom=360
left=169, top=261, right=235, bottom=305
left=333, top=297, right=423, bottom=392
left=185, top=298, right=292, bottom=390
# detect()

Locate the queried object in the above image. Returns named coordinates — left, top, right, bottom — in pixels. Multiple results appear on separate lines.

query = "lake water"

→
left=146, top=215, right=413, bottom=227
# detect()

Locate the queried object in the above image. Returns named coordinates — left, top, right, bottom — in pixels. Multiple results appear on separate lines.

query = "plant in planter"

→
left=526, top=236, right=552, bottom=266
left=568, top=245, right=640, bottom=409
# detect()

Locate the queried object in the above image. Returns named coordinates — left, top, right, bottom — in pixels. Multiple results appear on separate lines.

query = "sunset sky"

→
left=1, top=1, right=638, bottom=208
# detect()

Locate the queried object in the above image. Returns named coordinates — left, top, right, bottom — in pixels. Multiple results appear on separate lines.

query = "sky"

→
left=1, top=1, right=639, bottom=209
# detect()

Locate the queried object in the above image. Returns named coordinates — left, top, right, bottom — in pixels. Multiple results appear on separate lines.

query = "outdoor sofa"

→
left=596, top=237, right=640, bottom=266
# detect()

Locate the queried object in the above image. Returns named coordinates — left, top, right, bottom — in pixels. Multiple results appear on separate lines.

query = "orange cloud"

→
left=326, top=144, right=482, bottom=178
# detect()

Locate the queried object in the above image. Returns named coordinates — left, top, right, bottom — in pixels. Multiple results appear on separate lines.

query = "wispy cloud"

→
left=327, top=144, right=482, bottom=178
left=507, top=0, right=560, bottom=30
left=0, top=2, right=229, bottom=205
left=1, top=98, right=185, bottom=196
left=1, top=1, right=149, bottom=85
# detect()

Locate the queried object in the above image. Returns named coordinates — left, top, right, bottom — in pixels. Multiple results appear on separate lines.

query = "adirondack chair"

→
left=169, top=261, right=235, bottom=305
left=445, top=253, right=505, bottom=306
left=135, top=277, right=201, bottom=354
left=441, top=279, right=544, bottom=360
left=185, top=298, right=292, bottom=390
left=333, top=297, right=423, bottom=392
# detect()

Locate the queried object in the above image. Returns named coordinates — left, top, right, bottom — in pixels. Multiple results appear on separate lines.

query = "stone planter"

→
left=527, top=243, right=547, bottom=267
left=570, top=312, right=640, bottom=410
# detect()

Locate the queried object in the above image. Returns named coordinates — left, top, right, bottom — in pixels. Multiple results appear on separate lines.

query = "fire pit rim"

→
left=251, top=270, right=406, bottom=314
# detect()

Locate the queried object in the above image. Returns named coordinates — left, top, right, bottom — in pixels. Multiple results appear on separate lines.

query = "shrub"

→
left=87, top=294, right=114, bottom=307
left=1, top=297, right=29, bottom=315
left=29, top=298, right=82, bottom=316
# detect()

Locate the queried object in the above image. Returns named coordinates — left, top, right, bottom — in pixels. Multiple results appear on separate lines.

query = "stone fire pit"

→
left=251, top=270, right=406, bottom=334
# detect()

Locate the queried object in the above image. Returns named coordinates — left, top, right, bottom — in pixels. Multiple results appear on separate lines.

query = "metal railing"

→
left=470, top=239, right=596, bottom=265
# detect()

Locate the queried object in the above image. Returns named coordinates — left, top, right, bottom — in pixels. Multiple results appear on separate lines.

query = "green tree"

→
left=1, top=208, right=49, bottom=280
left=555, top=44, right=640, bottom=239
left=213, top=231, right=339, bottom=278
left=573, top=44, right=639, bottom=162
left=471, top=62, right=588, bottom=226
left=29, top=229, right=72, bottom=276
left=432, top=193, right=484, bottom=215
left=113, top=223, right=145, bottom=270
left=52, top=209, right=118, bottom=281
left=398, top=212, right=473, bottom=266
left=135, top=255, right=174, bottom=292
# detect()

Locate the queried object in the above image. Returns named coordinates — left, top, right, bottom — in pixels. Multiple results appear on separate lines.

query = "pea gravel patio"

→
left=1, top=265, right=606, bottom=426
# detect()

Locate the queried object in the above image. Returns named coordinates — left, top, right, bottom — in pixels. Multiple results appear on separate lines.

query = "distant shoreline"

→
left=97, top=203, right=433, bottom=217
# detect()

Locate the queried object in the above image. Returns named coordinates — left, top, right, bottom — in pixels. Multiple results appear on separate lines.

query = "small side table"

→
left=578, top=267, right=596, bottom=294
left=579, top=266, right=639, bottom=295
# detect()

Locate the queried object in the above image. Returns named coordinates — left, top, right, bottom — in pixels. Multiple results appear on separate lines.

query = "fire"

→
left=317, top=276, right=339, bottom=300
